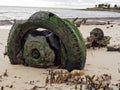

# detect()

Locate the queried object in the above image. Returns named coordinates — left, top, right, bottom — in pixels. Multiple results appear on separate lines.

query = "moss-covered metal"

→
left=87, top=28, right=111, bottom=47
left=7, top=11, right=86, bottom=71
left=90, top=28, right=104, bottom=40
left=24, top=34, right=55, bottom=67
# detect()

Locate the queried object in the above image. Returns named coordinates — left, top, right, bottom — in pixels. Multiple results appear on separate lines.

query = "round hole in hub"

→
left=31, top=48, right=40, bottom=59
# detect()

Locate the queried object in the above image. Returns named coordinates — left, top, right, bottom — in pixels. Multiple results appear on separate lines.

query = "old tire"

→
left=7, top=11, right=86, bottom=71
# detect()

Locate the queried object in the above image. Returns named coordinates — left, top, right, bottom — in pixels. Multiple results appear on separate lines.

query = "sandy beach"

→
left=0, top=22, right=120, bottom=90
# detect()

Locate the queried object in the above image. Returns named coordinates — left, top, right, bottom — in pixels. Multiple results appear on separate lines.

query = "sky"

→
left=0, top=0, right=120, bottom=9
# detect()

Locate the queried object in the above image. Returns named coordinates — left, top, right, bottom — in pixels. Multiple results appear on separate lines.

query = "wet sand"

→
left=0, top=23, right=120, bottom=90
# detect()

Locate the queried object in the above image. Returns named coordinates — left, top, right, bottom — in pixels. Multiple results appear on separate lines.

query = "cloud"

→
left=0, top=0, right=120, bottom=8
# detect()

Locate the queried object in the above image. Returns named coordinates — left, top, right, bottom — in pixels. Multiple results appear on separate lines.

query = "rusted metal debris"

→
left=107, top=45, right=120, bottom=52
left=72, top=18, right=87, bottom=27
left=86, top=28, right=111, bottom=48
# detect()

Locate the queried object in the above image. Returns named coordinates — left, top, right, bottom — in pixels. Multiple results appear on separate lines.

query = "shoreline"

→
left=0, top=17, right=120, bottom=26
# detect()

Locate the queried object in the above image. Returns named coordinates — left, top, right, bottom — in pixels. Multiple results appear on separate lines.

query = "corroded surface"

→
left=86, top=28, right=111, bottom=48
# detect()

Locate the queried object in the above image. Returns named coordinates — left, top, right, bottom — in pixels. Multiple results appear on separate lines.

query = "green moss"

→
left=7, top=11, right=86, bottom=70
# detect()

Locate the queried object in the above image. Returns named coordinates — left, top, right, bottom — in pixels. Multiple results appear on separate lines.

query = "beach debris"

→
left=44, top=70, right=119, bottom=90
left=42, top=70, right=120, bottom=90
left=1, top=86, right=4, bottom=90
left=107, top=45, right=120, bottom=52
left=112, top=83, right=120, bottom=88
left=72, top=18, right=87, bottom=27
left=3, top=52, right=7, bottom=56
left=30, top=81, right=35, bottom=85
left=5, top=84, right=12, bottom=88
left=107, top=21, right=110, bottom=25
left=86, top=28, right=111, bottom=48
left=45, top=76, right=49, bottom=86
left=3, top=46, right=8, bottom=57
left=72, top=17, right=79, bottom=23
left=0, top=85, right=13, bottom=89
left=111, top=25, right=113, bottom=27
left=7, top=11, right=86, bottom=72
left=9, top=85, right=13, bottom=88
left=30, top=85, right=38, bottom=90
left=3, top=69, right=8, bottom=77
left=13, top=76, right=21, bottom=79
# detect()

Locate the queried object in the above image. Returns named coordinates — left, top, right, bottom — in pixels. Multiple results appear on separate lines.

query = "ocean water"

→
left=0, top=6, right=120, bottom=20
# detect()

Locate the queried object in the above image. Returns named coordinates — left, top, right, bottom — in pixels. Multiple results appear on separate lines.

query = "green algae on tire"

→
left=7, top=11, right=86, bottom=71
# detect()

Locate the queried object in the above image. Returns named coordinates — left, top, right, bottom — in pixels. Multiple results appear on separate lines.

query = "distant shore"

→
left=80, top=8, right=120, bottom=13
